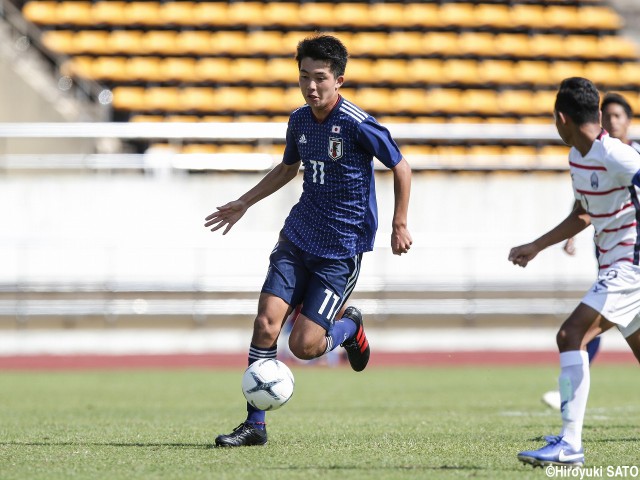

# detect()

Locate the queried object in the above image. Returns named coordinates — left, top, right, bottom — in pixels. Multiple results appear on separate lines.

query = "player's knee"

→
left=253, top=314, right=280, bottom=343
left=288, top=337, right=319, bottom=360
left=556, top=327, right=574, bottom=351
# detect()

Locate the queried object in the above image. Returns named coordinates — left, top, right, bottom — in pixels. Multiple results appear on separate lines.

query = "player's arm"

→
left=204, top=160, right=300, bottom=234
left=509, top=203, right=591, bottom=268
left=390, top=157, right=412, bottom=255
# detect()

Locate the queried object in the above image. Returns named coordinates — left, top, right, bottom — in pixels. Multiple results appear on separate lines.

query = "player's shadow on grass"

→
left=0, top=441, right=212, bottom=449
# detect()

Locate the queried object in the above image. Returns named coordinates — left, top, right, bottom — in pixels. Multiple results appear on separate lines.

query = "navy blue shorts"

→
left=261, top=234, right=362, bottom=331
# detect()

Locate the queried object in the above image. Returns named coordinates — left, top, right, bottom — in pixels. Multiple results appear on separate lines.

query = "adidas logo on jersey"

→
left=298, top=134, right=307, bottom=144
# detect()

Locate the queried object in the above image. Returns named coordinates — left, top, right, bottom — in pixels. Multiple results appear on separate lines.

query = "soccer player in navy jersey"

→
left=542, top=93, right=640, bottom=410
left=510, top=78, right=640, bottom=468
left=205, top=34, right=412, bottom=447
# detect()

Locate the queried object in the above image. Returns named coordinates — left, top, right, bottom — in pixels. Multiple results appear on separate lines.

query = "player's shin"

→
left=558, top=350, right=590, bottom=450
left=245, top=343, right=277, bottom=428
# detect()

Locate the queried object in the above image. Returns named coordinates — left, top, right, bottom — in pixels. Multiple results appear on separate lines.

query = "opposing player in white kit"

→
left=509, top=77, right=640, bottom=467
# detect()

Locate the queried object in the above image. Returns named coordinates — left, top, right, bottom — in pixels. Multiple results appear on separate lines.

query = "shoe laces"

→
left=544, top=435, right=563, bottom=445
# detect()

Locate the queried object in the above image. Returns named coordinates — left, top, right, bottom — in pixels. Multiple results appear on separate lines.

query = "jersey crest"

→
left=328, top=137, right=343, bottom=160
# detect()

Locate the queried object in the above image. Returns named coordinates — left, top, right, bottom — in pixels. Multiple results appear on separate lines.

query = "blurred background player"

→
left=543, top=92, right=640, bottom=410
left=510, top=77, right=640, bottom=468
left=205, top=34, right=412, bottom=447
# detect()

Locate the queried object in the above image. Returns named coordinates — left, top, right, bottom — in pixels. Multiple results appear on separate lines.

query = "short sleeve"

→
left=356, top=117, right=403, bottom=169
left=607, top=142, right=640, bottom=186
left=282, top=122, right=300, bottom=165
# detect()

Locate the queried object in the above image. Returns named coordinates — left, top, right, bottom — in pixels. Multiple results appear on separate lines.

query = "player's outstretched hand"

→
left=204, top=200, right=247, bottom=235
left=563, top=237, right=576, bottom=256
left=508, top=242, right=540, bottom=268
left=391, top=226, right=412, bottom=256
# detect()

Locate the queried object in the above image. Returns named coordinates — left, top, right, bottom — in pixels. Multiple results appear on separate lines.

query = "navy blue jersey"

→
left=281, top=96, right=403, bottom=259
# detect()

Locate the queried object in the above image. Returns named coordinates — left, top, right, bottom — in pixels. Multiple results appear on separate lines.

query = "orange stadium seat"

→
left=390, top=88, right=429, bottom=115
left=41, top=30, right=74, bottom=54
left=263, top=2, right=300, bottom=28
left=548, top=61, right=585, bottom=84
left=598, top=36, right=638, bottom=60
left=352, top=88, right=392, bottom=114
left=112, top=86, right=147, bottom=111
left=422, top=32, right=459, bottom=57
left=194, top=58, right=232, bottom=83
left=438, top=3, right=476, bottom=29
left=513, top=61, right=552, bottom=85
left=209, top=31, right=246, bottom=55
left=477, top=60, right=514, bottom=85
left=145, top=87, right=182, bottom=112
left=509, top=4, right=547, bottom=30
left=72, top=30, right=110, bottom=55
left=349, top=32, right=388, bottom=56
left=334, top=3, right=371, bottom=28
left=247, top=87, right=286, bottom=113
left=126, top=57, right=163, bottom=83
left=577, top=6, right=622, bottom=30
left=373, top=59, right=408, bottom=85
left=618, top=63, right=640, bottom=86
left=493, top=34, right=531, bottom=59
left=583, top=62, right=620, bottom=86
left=474, top=4, right=512, bottom=29
left=232, top=58, right=267, bottom=83
left=370, top=3, right=405, bottom=28
left=386, top=32, right=425, bottom=57
left=162, top=57, right=197, bottom=83
left=281, top=31, right=312, bottom=54
left=563, top=36, right=600, bottom=59
left=498, top=90, right=535, bottom=116
left=345, top=58, right=373, bottom=84
left=425, top=88, right=463, bottom=115
left=530, top=90, right=558, bottom=115
left=543, top=6, right=579, bottom=30
left=457, top=32, right=496, bottom=57
left=528, top=34, right=567, bottom=59
left=180, top=87, right=217, bottom=112
left=56, top=1, right=93, bottom=26
left=159, top=2, right=196, bottom=27
left=283, top=87, right=305, bottom=111
left=61, top=56, right=92, bottom=79
left=298, top=3, right=334, bottom=26
left=245, top=31, right=285, bottom=56
left=124, top=2, right=164, bottom=27
left=264, top=58, right=298, bottom=84
left=227, top=2, right=264, bottom=27
left=91, top=56, right=129, bottom=82
left=140, top=31, right=179, bottom=55
left=92, top=1, right=126, bottom=26
left=214, top=87, right=250, bottom=112
left=441, top=59, right=478, bottom=85
left=461, top=89, right=499, bottom=116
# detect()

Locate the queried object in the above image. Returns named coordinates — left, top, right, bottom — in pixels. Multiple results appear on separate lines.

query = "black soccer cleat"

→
left=340, top=306, right=370, bottom=372
left=215, top=422, right=267, bottom=447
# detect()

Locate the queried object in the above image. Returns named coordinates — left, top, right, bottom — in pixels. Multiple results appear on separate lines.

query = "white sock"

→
left=558, top=350, right=590, bottom=450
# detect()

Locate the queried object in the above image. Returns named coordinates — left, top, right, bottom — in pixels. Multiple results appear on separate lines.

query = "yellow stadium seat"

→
left=92, top=1, right=126, bottom=25
left=334, top=3, right=371, bottom=28
left=247, top=87, right=286, bottom=113
left=209, top=31, right=246, bottom=55
left=513, top=61, right=552, bottom=85
left=386, top=31, right=424, bottom=57
left=145, top=87, right=182, bottom=112
left=263, top=2, right=300, bottom=27
left=438, top=3, right=476, bottom=28
left=509, top=4, right=547, bottom=29
left=124, top=2, right=163, bottom=27
left=233, top=58, right=267, bottom=83
left=583, top=62, right=620, bottom=86
left=265, top=58, right=298, bottom=84
left=214, top=87, right=250, bottom=112
left=283, top=87, right=305, bottom=111
left=56, top=1, right=93, bottom=26
left=349, top=32, right=388, bottom=56
left=390, top=88, right=428, bottom=115
left=108, top=30, right=143, bottom=55
left=281, top=31, right=311, bottom=55
left=126, top=57, right=163, bottom=82
left=530, top=90, right=558, bottom=115
left=345, top=58, right=372, bottom=84
left=528, top=34, right=567, bottom=59
left=194, top=58, right=232, bottom=83
left=370, top=3, right=405, bottom=28
left=180, top=87, right=217, bottom=112
left=140, top=31, right=179, bottom=55
left=406, top=58, right=443, bottom=85
left=112, top=86, right=147, bottom=111
left=422, top=32, right=459, bottom=57
left=457, top=32, right=495, bottom=57
left=23, top=1, right=59, bottom=25
left=441, top=60, right=478, bottom=84
left=477, top=60, right=514, bottom=85
left=618, top=63, right=640, bottom=86
left=403, top=3, right=440, bottom=28
left=159, top=2, right=196, bottom=26
left=474, top=4, right=512, bottom=29
left=563, top=36, right=600, bottom=59
left=163, top=57, right=197, bottom=83
left=498, top=90, right=535, bottom=116
left=373, top=59, right=407, bottom=85
left=227, top=2, right=264, bottom=27
left=352, top=88, right=392, bottom=114
left=245, top=31, right=285, bottom=56
left=175, top=31, right=212, bottom=55
left=72, top=30, right=110, bottom=55
left=61, top=56, right=93, bottom=79
left=130, top=115, right=165, bottom=122
left=41, top=30, right=75, bottom=54
left=597, top=36, right=638, bottom=60
left=548, top=61, right=585, bottom=84
left=91, top=56, right=129, bottom=82
left=544, top=6, right=579, bottom=30
left=461, top=89, right=499, bottom=116
left=493, top=34, right=531, bottom=58
left=192, top=2, right=229, bottom=27
left=577, top=6, right=622, bottom=30
left=425, top=89, right=462, bottom=115
left=298, top=3, right=334, bottom=26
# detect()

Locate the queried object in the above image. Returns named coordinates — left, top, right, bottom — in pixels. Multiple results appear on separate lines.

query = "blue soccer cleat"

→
left=517, top=436, right=584, bottom=468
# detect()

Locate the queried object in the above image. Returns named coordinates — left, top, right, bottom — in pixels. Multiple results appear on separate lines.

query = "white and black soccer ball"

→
left=241, top=359, right=295, bottom=411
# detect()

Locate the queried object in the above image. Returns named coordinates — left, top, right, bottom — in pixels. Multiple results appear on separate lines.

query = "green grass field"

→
left=0, top=364, right=638, bottom=480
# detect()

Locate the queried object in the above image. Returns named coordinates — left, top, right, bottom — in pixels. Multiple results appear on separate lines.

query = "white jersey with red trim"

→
left=569, top=132, right=640, bottom=269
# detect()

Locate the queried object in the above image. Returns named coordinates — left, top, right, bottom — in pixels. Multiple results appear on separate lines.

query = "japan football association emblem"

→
left=328, top=137, right=343, bottom=160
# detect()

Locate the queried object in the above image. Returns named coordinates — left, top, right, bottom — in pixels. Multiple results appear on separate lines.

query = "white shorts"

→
left=581, top=262, right=640, bottom=338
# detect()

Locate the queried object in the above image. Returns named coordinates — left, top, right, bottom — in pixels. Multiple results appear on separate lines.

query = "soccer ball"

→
left=241, top=359, right=295, bottom=411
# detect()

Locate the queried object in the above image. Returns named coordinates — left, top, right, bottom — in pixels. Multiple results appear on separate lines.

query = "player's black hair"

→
left=555, top=77, right=600, bottom=125
left=601, top=92, right=633, bottom=119
left=295, top=34, right=348, bottom=78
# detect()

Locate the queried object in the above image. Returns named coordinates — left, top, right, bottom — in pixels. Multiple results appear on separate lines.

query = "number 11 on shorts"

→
left=318, top=289, right=340, bottom=320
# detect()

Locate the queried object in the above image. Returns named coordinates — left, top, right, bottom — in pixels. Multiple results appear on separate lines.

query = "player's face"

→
left=298, top=57, right=344, bottom=114
left=602, top=103, right=631, bottom=141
